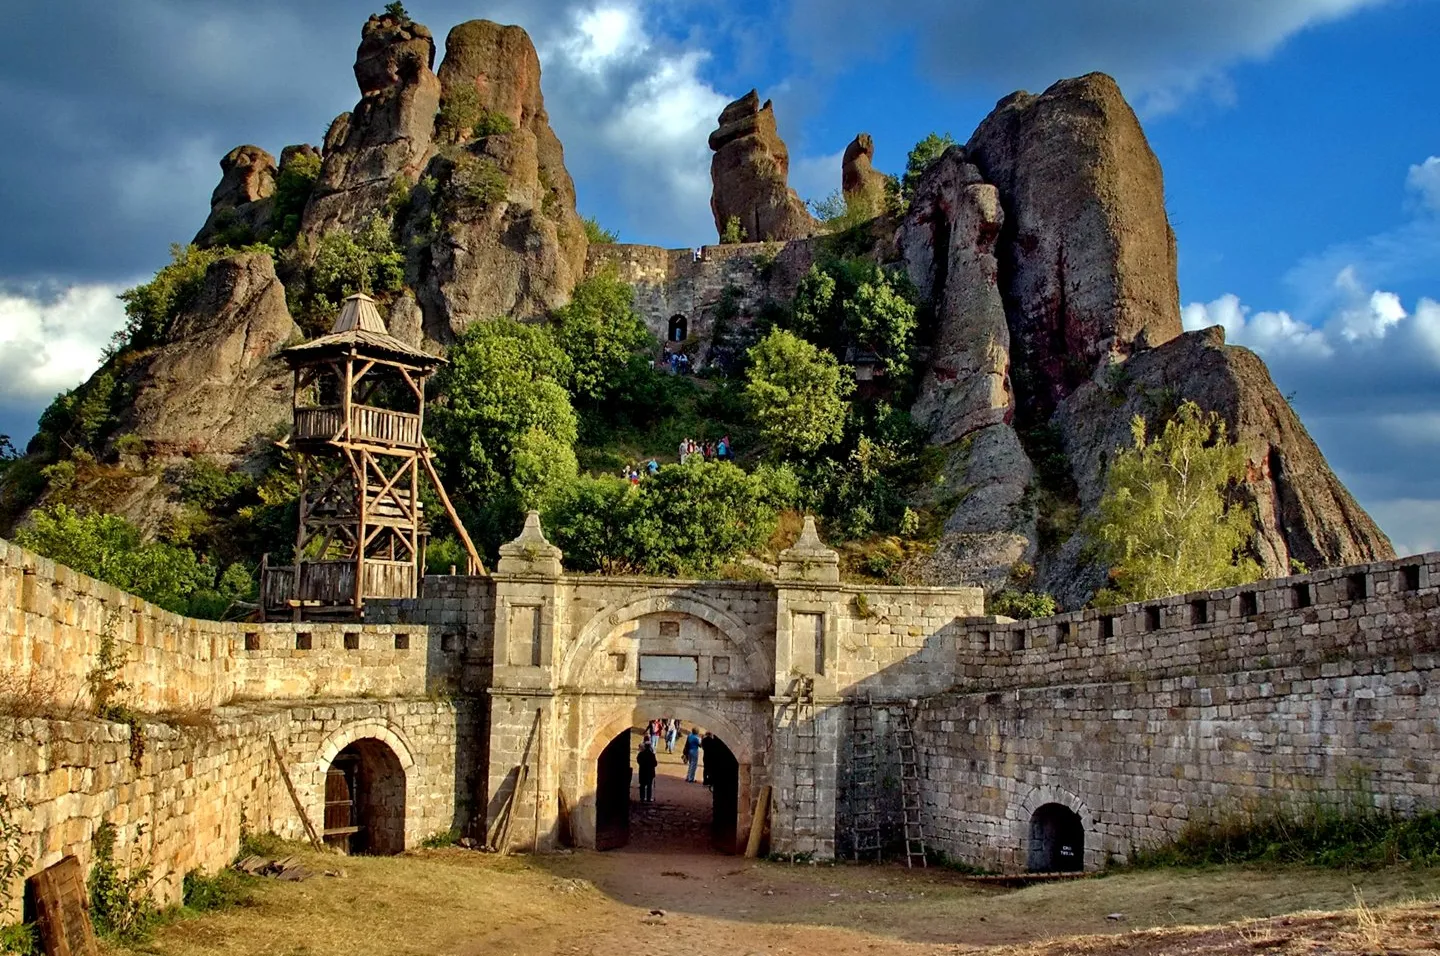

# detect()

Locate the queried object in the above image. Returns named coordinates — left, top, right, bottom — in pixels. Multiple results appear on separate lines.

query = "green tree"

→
left=431, top=319, right=578, bottom=545
left=744, top=330, right=853, bottom=459
left=582, top=217, right=618, bottom=244
left=382, top=2, right=409, bottom=19
left=720, top=215, right=747, bottom=244
left=117, top=244, right=234, bottom=351
left=903, top=132, right=956, bottom=197
left=269, top=150, right=322, bottom=248
left=631, top=461, right=776, bottom=576
left=551, top=272, right=656, bottom=407
left=541, top=474, right=642, bottom=573
left=309, top=214, right=405, bottom=302
left=0, top=435, right=16, bottom=480
left=1090, top=401, right=1261, bottom=604
left=13, top=505, right=226, bottom=615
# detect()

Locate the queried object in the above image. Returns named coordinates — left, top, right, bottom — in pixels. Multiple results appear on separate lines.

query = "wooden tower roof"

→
left=280, top=293, right=442, bottom=368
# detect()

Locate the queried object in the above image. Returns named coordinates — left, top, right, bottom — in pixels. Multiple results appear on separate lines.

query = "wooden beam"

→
left=355, top=447, right=368, bottom=610
left=420, top=451, right=485, bottom=575
left=270, top=737, right=324, bottom=850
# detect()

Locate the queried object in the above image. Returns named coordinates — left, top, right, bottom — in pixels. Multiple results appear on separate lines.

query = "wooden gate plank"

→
left=30, top=855, right=99, bottom=956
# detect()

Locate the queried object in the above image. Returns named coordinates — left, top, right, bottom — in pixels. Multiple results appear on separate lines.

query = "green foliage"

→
left=89, top=822, right=154, bottom=941
left=988, top=589, right=1057, bottom=620
left=807, top=190, right=847, bottom=222
left=86, top=610, right=130, bottom=720
left=182, top=868, right=254, bottom=912
left=806, top=403, right=928, bottom=539
left=582, top=216, right=619, bottom=244
left=431, top=319, right=578, bottom=553
left=269, top=150, right=322, bottom=249
left=175, top=457, right=250, bottom=511
left=452, top=154, right=509, bottom=207
left=0, top=924, right=38, bottom=956
left=425, top=536, right=467, bottom=575
left=310, top=215, right=406, bottom=302
left=420, top=829, right=462, bottom=849
left=808, top=188, right=883, bottom=233
left=117, top=244, right=233, bottom=351
left=543, top=462, right=777, bottom=576
left=236, top=830, right=288, bottom=859
left=14, top=505, right=245, bottom=618
left=551, top=271, right=657, bottom=408
left=436, top=86, right=516, bottom=143
left=382, top=2, right=409, bottom=19
left=743, top=330, right=853, bottom=459
left=37, top=372, right=119, bottom=456
left=902, top=132, right=955, bottom=197
left=1090, top=401, right=1261, bottom=605
left=1127, top=801, right=1440, bottom=870
left=0, top=790, right=34, bottom=939
left=788, top=259, right=917, bottom=379
left=720, top=215, right=747, bottom=244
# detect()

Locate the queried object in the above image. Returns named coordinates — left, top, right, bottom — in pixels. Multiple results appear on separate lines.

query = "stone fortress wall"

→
left=3, top=523, right=1439, bottom=917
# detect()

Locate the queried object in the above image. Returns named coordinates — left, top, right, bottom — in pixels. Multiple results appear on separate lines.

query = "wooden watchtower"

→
left=260, top=293, right=482, bottom=620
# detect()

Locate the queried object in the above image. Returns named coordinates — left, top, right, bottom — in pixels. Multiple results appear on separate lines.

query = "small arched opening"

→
left=668, top=314, right=688, bottom=342
left=323, top=738, right=407, bottom=854
left=1027, top=802, right=1084, bottom=872
left=594, top=724, right=741, bottom=854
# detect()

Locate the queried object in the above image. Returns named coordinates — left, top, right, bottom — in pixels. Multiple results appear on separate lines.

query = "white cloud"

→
left=1328, top=266, right=1407, bottom=342
left=1181, top=293, right=1332, bottom=358
left=0, top=283, right=130, bottom=403
left=1358, top=498, right=1440, bottom=557
left=1406, top=156, right=1440, bottom=214
left=785, top=0, right=1391, bottom=116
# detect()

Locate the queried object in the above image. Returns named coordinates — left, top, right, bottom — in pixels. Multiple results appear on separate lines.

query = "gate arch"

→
left=1015, top=785, right=1094, bottom=871
left=310, top=720, right=418, bottom=851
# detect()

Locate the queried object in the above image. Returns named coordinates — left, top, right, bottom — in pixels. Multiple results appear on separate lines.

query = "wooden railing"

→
left=261, top=559, right=416, bottom=610
left=292, top=405, right=422, bottom=448
left=362, top=560, right=417, bottom=600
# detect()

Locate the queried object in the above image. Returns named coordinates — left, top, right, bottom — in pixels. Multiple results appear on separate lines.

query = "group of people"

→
left=635, top=718, right=718, bottom=802
left=621, top=459, right=661, bottom=484
left=677, top=435, right=732, bottom=464
left=665, top=351, right=693, bottom=375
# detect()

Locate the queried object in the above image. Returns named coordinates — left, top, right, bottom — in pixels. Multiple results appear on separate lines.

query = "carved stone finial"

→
left=497, top=510, right=564, bottom=574
left=777, top=515, right=839, bottom=583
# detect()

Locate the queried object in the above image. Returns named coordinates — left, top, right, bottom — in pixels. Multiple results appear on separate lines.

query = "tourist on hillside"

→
left=647, top=458, right=659, bottom=476
left=716, top=435, right=729, bottom=461
left=637, top=741, right=657, bottom=802
left=683, top=728, right=702, bottom=783
left=704, top=440, right=716, bottom=461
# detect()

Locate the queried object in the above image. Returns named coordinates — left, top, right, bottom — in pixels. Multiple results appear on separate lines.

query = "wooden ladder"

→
left=896, top=707, right=928, bottom=868
left=849, top=697, right=882, bottom=861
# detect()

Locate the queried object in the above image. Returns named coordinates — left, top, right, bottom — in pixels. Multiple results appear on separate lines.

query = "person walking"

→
left=637, top=741, right=657, bottom=802
left=700, top=731, right=715, bottom=788
left=683, top=728, right=702, bottom=783
left=665, top=719, right=678, bottom=754
left=716, top=435, right=728, bottom=461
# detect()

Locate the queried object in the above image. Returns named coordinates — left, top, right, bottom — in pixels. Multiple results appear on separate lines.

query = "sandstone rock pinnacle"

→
left=300, top=10, right=442, bottom=240
left=193, top=145, right=276, bottom=246
left=708, top=90, right=816, bottom=242
left=841, top=133, right=888, bottom=216
left=966, top=72, right=1182, bottom=418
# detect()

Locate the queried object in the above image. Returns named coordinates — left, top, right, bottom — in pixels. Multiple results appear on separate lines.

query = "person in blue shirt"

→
left=683, top=728, right=702, bottom=783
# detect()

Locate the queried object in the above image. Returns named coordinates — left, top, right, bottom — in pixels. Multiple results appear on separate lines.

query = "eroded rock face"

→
left=408, top=19, right=586, bottom=341
left=300, top=12, right=441, bottom=240
left=841, top=133, right=889, bottom=215
left=967, top=73, right=1181, bottom=418
left=194, top=145, right=277, bottom=246
left=121, top=252, right=297, bottom=457
left=1045, top=327, right=1396, bottom=607
left=709, top=91, right=815, bottom=242
left=900, top=148, right=1035, bottom=590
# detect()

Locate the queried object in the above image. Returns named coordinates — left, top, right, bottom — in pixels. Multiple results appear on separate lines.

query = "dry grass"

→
left=0, top=666, right=78, bottom=721
left=98, top=846, right=1440, bottom=956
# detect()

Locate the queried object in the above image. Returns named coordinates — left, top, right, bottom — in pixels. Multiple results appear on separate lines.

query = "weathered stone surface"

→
left=121, top=252, right=297, bottom=459
left=193, top=145, right=276, bottom=246
left=966, top=73, right=1181, bottom=416
left=1045, top=326, right=1395, bottom=607
left=841, top=133, right=888, bottom=215
left=709, top=90, right=816, bottom=242
left=409, top=19, right=586, bottom=341
left=300, top=11, right=441, bottom=240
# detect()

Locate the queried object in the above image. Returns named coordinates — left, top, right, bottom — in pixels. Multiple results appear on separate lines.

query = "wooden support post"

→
left=745, top=784, right=772, bottom=858
left=420, top=451, right=485, bottom=575
left=270, top=736, right=323, bottom=850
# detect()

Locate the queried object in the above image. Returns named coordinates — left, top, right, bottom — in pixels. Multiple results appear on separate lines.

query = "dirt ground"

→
left=106, top=745, right=1440, bottom=956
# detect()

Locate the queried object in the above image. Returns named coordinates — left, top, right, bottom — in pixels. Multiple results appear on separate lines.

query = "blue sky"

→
left=1, top=0, right=1438, bottom=551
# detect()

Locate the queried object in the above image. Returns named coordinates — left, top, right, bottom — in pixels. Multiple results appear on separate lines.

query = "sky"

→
left=1, top=0, right=1438, bottom=552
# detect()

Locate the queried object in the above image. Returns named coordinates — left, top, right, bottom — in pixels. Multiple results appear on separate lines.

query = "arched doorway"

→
left=1027, top=803, right=1084, bottom=872
left=668, top=314, right=688, bottom=342
left=323, top=738, right=407, bottom=854
left=592, top=724, right=741, bottom=854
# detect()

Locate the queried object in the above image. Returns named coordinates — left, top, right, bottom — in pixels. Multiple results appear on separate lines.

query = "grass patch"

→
left=181, top=869, right=255, bottom=913
left=1127, top=803, right=1440, bottom=870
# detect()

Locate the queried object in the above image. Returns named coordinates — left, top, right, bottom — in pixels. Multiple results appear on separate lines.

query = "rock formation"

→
left=300, top=11, right=441, bottom=241
left=1045, top=326, right=1394, bottom=606
left=966, top=73, right=1182, bottom=417
left=406, top=19, right=587, bottom=341
left=841, top=133, right=889, bottom=216
left=193, top=145, right=276, bottom=245
left=709, top=91, right=815, bottom=242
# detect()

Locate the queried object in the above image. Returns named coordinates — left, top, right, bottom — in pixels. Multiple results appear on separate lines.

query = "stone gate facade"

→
left=4, top=516, right=1440, bottom=917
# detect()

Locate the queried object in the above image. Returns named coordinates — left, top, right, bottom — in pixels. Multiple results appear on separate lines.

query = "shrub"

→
left=182, top=869, right=253, bottom=912
left=744, top=330, right=853, bottom=459
left=551, top=271, right=656, bottom=409
left=420, top=829, right=461, bottom=849
left=788, top=259, right=918, bottom=379
left=582, top=217, right=618, bottom=244
left=902, top=132, right=955, bottom=197
left=437, top=86, right=515, bottom=143
left=630, top=461, right=777, bottom=576
left=720, top=215, right=747, bottom=244
left=988, top=590, right=1057, bottom=620
left=541, top=474, right=642, bottom=574
left=269, top=149, right=322, bottom=249
left=452, top=154, right=509, bottom=207
left=310, top=215, right=406, bottom=302
left=89, top=822, right=154, bottom=941
left=117, top=244, right=235, bottom=351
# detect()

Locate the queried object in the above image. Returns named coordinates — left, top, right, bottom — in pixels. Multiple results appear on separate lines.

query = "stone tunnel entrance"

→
left=323, top=738, right=406, bottom=854
left=593, top=723, right=742, bottom=854
left=1027, top=803, right=1084, bottom=872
